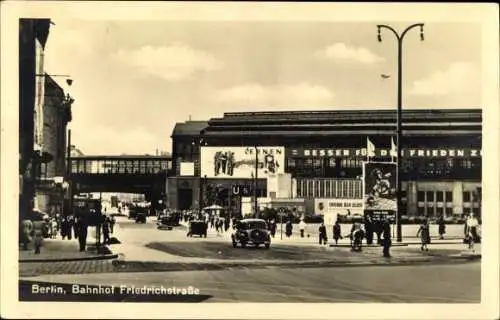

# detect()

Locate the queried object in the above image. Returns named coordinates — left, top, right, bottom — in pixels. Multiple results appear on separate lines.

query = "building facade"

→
left=35, top=75, right=73, bottom=214
left=19, top=18, right=52, bottom=221
left=168, top=109, right=482, bottom=218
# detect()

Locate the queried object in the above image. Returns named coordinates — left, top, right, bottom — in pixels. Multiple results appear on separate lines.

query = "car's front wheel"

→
left=241, top=241, right=247, bottom=248
left=232, top=241, right=237, bottom=248
left=265, top=243, right=270, bottom=249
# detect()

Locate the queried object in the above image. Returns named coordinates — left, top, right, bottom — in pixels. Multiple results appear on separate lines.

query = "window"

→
left=436, top=192, right=444, bottom=202
left=445, top=191, right=453, bottom=202
left=463, top=191, right=471, bottom=202
left=287, top=158, right=296, bottom=168
left=417, top=191, right=425, bottom=202
left=417, top=206, right=425, bottom=216
left=426, top=191, right=434, bottom=202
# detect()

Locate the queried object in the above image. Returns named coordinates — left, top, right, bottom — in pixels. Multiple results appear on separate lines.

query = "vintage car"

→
left=187, top=220, right=208, bottom=237
left=157, top=214, right=177, bottom=230
left=231, top=218, right=271, bottom=248
left=135, top=210, right=147, bottom=223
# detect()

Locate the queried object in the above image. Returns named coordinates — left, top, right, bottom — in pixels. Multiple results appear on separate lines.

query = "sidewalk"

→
left=19, top=234, right=117, bottom=263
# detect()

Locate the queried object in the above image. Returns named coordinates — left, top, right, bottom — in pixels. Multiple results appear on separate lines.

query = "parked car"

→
left=231, top=218, right=271, bottom=249
left=187, top=220, right=207, bottom=237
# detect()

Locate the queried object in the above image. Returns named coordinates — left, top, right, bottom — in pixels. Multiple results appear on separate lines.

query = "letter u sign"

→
left=232, top=185, right=240, bottom=195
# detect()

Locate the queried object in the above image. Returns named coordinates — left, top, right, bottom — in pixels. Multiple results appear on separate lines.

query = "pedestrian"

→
left=465, top=212, right=480, bottom=252
left=224, top=217, right=229, bottom=231
left=333, top=220, right=342, bottom=245
left=51, top=218, right=58, bottom=239
left=32, top=219, right=45, bottom=254
left=437, top=215, right=446, bottom=240
left=67, top=215, right=74, bottom=240
left=381, top=219, right=391, bottom=258
left=364, top=214, right=374, bottom=245
left=269, top=219, right=277, bottom=238
left=299, top=219, right=306, bottom=238
left=20, top=219, right=33, bottom=250
left=102, top=216, right=111, bottom=245
left=375, top=221, right=382, bottom=245
left=77, top=214, right=89, bottom=252
left=285, top=220, right=293, bottom=238
left=416, top=218, right=431, bottom=251
left=318, top=222, right=328, bottom=245
left=350, top=222, right=364, bottom=251
left=110, top=215, right=116, bottom=234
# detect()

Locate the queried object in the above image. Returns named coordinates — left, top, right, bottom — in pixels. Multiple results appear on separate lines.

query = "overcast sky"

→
left=43, top=20, right=481, bottom=155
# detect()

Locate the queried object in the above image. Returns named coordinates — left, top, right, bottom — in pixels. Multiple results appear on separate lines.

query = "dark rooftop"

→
left=171, top=121, right=208, bottom=137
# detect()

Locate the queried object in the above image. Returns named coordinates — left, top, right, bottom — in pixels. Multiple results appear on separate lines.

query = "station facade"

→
left=167, top=109, right=482, bottom=219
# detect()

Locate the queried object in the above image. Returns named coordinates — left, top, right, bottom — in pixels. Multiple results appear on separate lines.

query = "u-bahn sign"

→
left=287, top=148, right=482, bottom=158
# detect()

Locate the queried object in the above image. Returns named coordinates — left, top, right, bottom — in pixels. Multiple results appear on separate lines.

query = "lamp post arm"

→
left=400, top=23, right=424, bottom=41
left=377, top=24, right=401, bottom=41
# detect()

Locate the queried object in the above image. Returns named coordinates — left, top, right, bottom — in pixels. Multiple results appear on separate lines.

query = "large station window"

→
left=426, top=191, right=434, bottom=202
left=436, top=191, right=443, bottom=202
left=417, top=191, right=425, bottom=202
left=463, top=191, right=471, bottom=202
left=445, top=191, right=453, bottom=202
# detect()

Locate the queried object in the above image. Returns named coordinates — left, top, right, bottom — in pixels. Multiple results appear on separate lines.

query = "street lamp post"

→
left=254, top=145, right=259, bottom=218
left=377, top=23, right=425, bottom=242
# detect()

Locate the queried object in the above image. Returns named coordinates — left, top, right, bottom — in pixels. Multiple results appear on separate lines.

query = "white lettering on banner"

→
left=291, top=148, right=482, bottom=158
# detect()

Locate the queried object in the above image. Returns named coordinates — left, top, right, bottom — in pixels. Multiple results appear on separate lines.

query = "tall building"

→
left=35, top=75, right=73, bottom=214
left=168, top=109, right=482, bottom=218
left=19, top=18, right=52, bottom=221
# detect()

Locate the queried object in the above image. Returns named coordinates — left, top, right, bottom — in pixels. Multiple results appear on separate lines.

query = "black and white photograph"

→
left=1, top=2, right=499, bottom=319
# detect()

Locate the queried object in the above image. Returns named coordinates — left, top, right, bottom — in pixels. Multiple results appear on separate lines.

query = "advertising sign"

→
left=200, top=146, right=284, bottom=179
left=363, top=162, right=397, bottom=221
left=315, top=198, right=364, bottom=225
left=180, top=162, right=195, bottom=176
left=287, top=148, right=482, bottom=158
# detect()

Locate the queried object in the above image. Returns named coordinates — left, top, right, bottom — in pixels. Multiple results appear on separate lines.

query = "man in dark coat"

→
left=77, top=215, right=89, bottom=252
left=382, top=219, right=392, bottom=258
left=438, top=215, right=446, bottom=240
left=285, top=220, right=293, bottom=237
left=364, top=214, right=374, bottom=245
left=318, top=222, right=328, bottom=245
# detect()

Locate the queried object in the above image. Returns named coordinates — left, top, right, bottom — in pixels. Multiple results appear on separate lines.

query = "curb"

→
left=114, top=254, right=481, bottom=271
left=329, top=243, right=409, bottom=248
left=19, top=253, right=119, bottom=263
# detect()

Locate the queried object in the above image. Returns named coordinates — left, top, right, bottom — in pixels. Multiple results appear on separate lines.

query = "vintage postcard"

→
left=1, top=1, right=499, bottom=319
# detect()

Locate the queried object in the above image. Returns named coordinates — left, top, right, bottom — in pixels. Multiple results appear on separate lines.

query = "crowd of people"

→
left=20, top=211, right=117, bottom=255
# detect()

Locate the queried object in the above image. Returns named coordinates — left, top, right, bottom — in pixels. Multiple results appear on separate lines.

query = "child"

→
left=416, top=218, right=431, bottom=251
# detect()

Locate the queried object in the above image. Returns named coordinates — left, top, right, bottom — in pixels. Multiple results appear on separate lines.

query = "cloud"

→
left=408, top=62, right=480, bottom=96
left=72, top=125, right=161, bottom=155
left=111, top=44, right=223, bottom=81
left=213, top=82, right=334, bottom=107
left=314, top=43, right=385, bottom=64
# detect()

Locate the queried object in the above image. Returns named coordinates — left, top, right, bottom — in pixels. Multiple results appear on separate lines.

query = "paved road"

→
left=22, top=261, right=480, bottom=303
